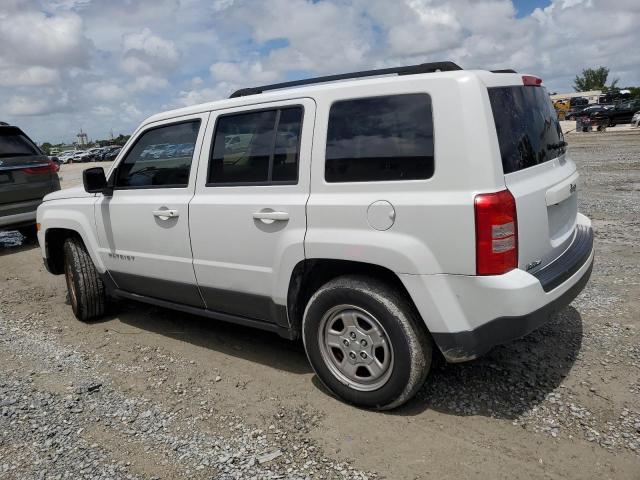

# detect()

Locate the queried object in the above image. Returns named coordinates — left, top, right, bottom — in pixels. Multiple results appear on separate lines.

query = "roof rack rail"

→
left=229, top=61, right=463, bottom=98
left=491, top=69, right=517, bottom=73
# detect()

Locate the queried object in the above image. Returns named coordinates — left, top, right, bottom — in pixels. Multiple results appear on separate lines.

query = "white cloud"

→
left=1, top=0, right=638, bottom=144
left=210, top=61, right=278, bottom=84
left=0, top=10, right=90, bottom=68
left=0, top=66, right=61, bottom=86
left=128, top=75, right=170, bottom=92
left=5, top=90, right=71, bottom=116
left=121, top=28, right=179, bottom=75
left=85, top=82, right=127, bottom=101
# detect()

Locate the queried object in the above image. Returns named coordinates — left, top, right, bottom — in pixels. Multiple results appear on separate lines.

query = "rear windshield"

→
left=0, top=128, right=40, bottom=158
left=488, top=86, right=566, bottom=174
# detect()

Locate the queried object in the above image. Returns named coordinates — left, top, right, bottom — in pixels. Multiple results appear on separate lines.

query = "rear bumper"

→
left=401, top=214, right=594, bottom=362
left=431, top=257, right=592, bottom=362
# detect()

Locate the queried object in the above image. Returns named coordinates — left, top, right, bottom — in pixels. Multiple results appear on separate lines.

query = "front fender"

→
left=37, top=198, right=104, bottom=273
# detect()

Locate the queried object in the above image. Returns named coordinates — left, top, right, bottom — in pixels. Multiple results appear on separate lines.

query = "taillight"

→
left=522, top=75, right=542, bottom=86
left=23, top=159, right=59, bottom=174
left=474, top=189, right=518, bottom=275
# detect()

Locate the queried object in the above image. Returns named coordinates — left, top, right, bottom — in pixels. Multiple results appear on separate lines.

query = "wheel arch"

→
left=286, top=258, right=426, bottom=339
left=44, top=228, right=84, bottom=274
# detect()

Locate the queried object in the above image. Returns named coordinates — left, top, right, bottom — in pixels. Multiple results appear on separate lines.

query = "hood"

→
left=43, top=185, right=94, bottom=202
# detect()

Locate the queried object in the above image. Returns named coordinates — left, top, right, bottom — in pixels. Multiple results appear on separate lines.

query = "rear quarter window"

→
left=489, top=86, right=566, bottom=174
left=325, top=94, right=434, bottom=182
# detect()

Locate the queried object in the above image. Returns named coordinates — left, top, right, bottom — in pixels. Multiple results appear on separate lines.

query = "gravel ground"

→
left=1, top=133, right=639, bottom=479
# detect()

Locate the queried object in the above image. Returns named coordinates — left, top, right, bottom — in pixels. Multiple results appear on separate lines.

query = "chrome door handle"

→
left=153, top=209, right=179, bottom=219
left=252, top=210, right=289, bottom=221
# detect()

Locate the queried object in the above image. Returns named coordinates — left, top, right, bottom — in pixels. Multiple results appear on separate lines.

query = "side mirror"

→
left=83, top=167, right=112, bottom=195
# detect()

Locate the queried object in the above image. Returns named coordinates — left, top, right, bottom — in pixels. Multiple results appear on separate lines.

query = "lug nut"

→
left=360, top=352, right=367, bottom=359
left=349, top=352, right=357, bottom=359
left=343, top=339, right=349, bottom=347
left=360, top=339, right=367, bottom=347
left=350, top=332, right=357, bottom=339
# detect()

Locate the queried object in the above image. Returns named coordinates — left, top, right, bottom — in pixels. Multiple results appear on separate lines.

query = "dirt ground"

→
left=1, top=134, right=639, bottom=479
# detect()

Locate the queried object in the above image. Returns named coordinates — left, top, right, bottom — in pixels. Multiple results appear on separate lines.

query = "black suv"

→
left=0, top=123, right=60, bottom=237
left=591, top=101, right=640, bottom=126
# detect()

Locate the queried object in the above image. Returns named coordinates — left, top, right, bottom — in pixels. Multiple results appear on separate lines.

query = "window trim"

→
left=205, top=104, right=305, bottom=187
left=324, top=93, right=435, bottom=184
left=112, top=118, right=202, bottom=191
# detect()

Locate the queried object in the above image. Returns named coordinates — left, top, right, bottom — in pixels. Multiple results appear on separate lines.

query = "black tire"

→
left=302, top=275, right=432, bottom=410
left=63, top=237, right=106, bottom=321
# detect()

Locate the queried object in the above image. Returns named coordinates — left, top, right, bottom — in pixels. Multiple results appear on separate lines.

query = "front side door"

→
left=95, top=114, right=208, bottom=306
left=189, top=98, right=315, bottom=326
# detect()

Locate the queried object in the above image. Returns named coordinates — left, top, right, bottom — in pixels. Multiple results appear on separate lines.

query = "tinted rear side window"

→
left=488, top=86, right=566, bottom=174
left=325, top=94, right=434, bottom=182
left=0, top=129, right=40, bottom=158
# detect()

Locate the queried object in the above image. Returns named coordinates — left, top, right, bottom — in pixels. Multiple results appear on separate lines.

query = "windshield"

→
left=0, top=129, right=40, bottom=158
left=488, top=86, right=566, bottom=174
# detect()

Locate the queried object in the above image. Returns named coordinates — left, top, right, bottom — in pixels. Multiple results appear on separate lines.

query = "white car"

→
left=632, top=111, right=640, bottom=127
left=36, top=63, right=594, bottom=410
left=57, top=151, right=80, bottom=164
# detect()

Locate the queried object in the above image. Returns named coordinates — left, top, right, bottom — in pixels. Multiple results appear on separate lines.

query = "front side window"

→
left=115, top=120, right=201, bottom=188
left=208, top=106, right=303, bottom=185
left=325, top=94, right=434, bottom=183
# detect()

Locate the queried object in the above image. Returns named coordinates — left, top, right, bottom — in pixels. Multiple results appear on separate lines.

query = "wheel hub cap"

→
left=318, top=305, right=394, bottom=392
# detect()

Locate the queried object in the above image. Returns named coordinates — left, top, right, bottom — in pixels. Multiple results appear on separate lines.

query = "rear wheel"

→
left=302, top=275, right=431, bottom=410
left=63, top=237, right=106, bottom=321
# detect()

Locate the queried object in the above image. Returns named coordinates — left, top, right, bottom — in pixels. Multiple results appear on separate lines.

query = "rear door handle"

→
left=252, top=210, right=289, bottom=222
left=153, top=209, right=179, bottom=219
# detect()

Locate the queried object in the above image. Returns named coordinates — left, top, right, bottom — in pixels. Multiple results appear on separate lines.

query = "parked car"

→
left=97, top=146, right=121, bottom=161
left=78, top=147, right=103, bottom=162
left=591, top=100, right=640, bottom=126
left=566, top=104, right=599, bottom=120
left=103, top=147, right=121, bottom=161
left=569, top=96, right=588, bottom=107
left=58, top=151, right=79, bottom=164
left=1, top=124, right=60, bottom=237
left=37, top=63, right=593, bottom=409
left=632, top=111, right=640, bottom=128
left=66, top=150, right=86, bottom=163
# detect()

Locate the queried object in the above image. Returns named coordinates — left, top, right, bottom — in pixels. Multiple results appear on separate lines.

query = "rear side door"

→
left=95, top=114, right=208, bottom=306
left=189, top=99, right=315, bottom=327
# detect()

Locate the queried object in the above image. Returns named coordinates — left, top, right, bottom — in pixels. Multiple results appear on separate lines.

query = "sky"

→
left=0, top=0, right=638, bottom=144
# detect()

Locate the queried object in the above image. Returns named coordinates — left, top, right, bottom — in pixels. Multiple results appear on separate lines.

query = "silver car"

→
left=632, top=111, right=640, bottom=128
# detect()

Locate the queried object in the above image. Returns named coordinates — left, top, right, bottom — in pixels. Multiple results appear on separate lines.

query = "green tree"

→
left=573, top=67, right=618, bottom=92
left=40, top=142, right=52, bottom=154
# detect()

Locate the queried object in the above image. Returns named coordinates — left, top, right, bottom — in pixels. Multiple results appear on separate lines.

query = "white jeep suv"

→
left=37, top=62, right=594, bottom=410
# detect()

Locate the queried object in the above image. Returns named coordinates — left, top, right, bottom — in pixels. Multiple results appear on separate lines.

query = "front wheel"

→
left=303, top=275, right=432, bottom=410
left=63, top=237, right=106, bottom=321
